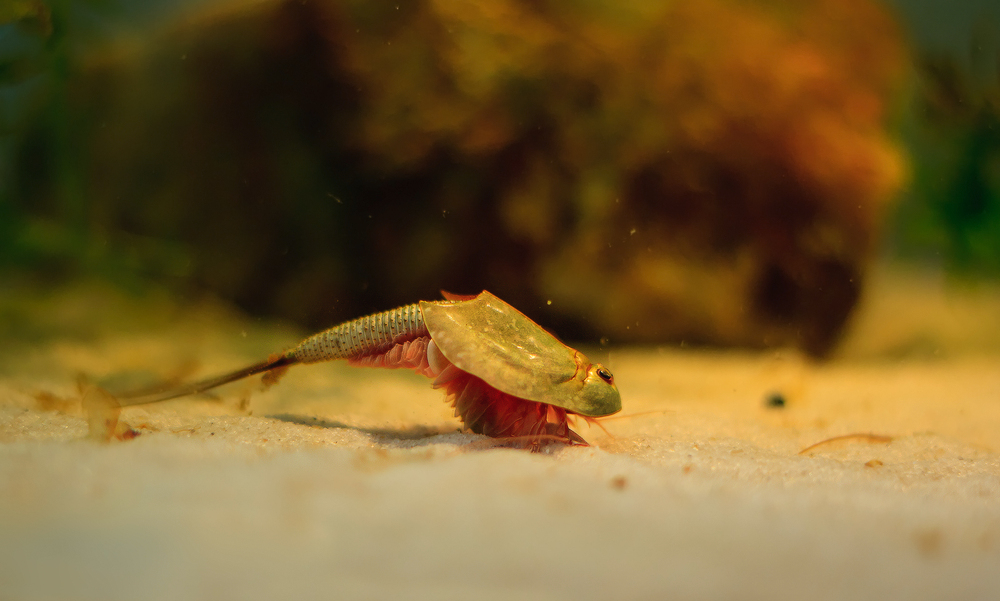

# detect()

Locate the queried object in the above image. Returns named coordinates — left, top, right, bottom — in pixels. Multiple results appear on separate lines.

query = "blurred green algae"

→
left=1, top=0, right=995, bottom=358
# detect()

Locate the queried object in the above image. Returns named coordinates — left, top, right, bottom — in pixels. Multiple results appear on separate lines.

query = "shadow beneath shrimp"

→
left=266, top=412, right=575, bottom=452
left=267, top=412, right=471, bottom=447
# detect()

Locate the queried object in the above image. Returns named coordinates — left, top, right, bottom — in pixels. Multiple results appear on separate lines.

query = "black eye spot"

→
left=597, top=367, right=614, bottom=383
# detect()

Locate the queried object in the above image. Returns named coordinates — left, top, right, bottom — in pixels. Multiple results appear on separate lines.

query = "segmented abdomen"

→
left=290, top=303, right=427, bottom=364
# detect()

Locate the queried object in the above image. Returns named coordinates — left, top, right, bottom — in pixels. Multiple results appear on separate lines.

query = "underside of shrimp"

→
left=333, top=335, right=591, bottom=446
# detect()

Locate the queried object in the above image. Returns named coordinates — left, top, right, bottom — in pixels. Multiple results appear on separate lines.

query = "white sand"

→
left=1, top=273, right=999, bottom=600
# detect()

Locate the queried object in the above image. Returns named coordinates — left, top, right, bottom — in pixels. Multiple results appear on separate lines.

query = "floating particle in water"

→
left=765, top=391, right=786, bottom=408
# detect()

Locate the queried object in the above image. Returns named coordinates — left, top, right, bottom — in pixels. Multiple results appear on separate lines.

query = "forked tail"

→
left=114, top=354, right=298, bottom=407
left=111, top=302, right=429, bottom=407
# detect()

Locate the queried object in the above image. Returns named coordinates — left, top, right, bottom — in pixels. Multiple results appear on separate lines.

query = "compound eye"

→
left=596, top=367, right=614, bottom=384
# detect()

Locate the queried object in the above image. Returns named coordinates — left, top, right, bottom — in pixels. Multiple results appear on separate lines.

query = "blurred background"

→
left=1, top=0, right=997, bottom=359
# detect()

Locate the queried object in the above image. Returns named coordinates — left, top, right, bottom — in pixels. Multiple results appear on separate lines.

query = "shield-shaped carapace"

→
left=118, top=291, right=622, bottom=445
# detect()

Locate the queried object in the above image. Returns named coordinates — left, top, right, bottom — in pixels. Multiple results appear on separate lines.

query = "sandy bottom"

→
left=1, top=272, right=999, bottom=600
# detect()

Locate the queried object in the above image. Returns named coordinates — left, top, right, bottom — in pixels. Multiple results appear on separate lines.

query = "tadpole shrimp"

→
left=117, top=291, right=622, bottom=446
